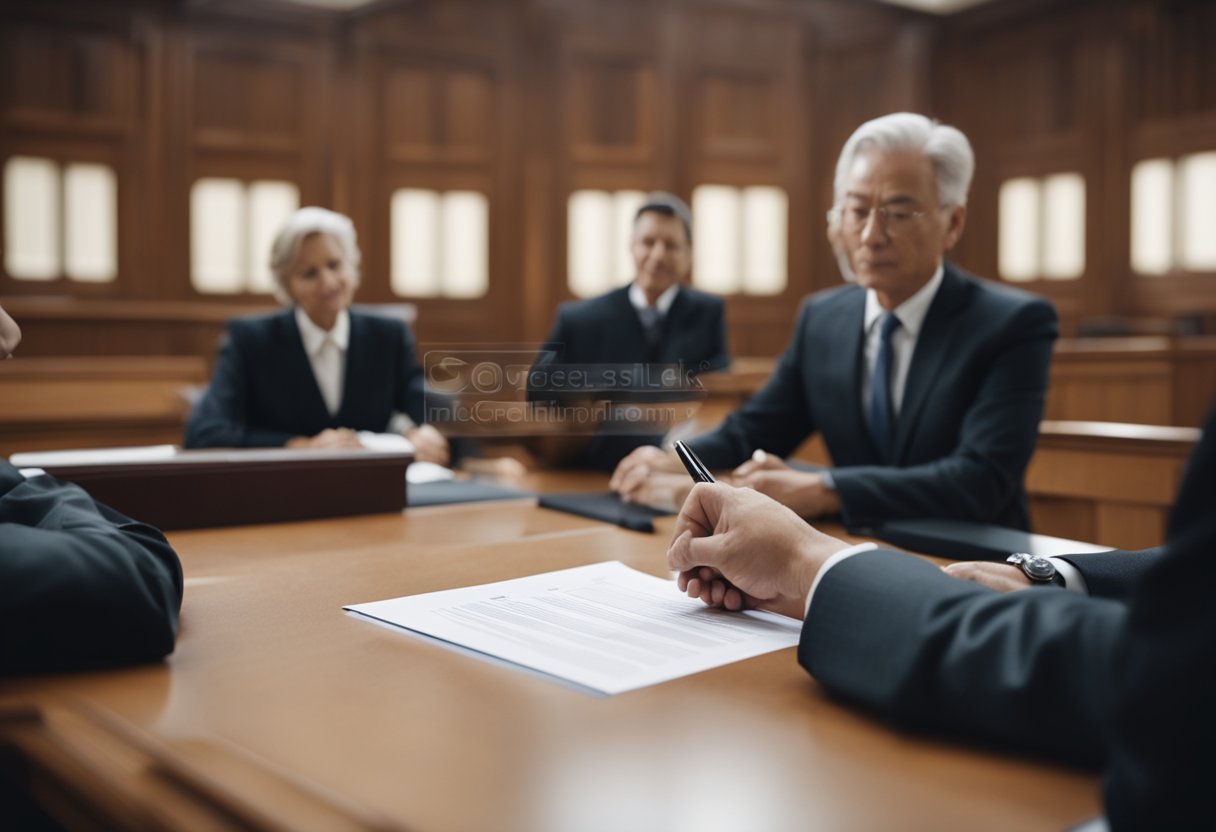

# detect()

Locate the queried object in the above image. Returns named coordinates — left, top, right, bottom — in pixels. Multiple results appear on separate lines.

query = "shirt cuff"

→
left=819, top=469, right=836, bottom=490
left=387, top=411, right=417, bottom=436
left=804, top=542, right=878, bottom=617
left=1048, top=556, right=1088, bottom=594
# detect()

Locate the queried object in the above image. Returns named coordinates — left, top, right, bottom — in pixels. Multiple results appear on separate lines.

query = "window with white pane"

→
left=391, top=189, right=489, bottom=299
left=566, top=189, right=646, bottom=298
left=692, top=185, right=787, bottom=295
left=997, top=173, right=1086, bottom=282
left=190, top=178, right=300, bottom=294
left=3, top=156, right=118, bottom=283
left=1131, top=152, right=1216, bottom=275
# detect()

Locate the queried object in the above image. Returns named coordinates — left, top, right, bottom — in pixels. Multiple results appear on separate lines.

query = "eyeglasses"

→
left=828, top=204, right=938, bottom=238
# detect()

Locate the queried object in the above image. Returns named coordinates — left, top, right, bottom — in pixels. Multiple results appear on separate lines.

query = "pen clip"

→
left=674, top=441, right=715, bottom=484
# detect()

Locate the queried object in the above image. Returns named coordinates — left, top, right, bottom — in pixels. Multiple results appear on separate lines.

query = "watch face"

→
left=1023, top=557, right=1056, bottom=582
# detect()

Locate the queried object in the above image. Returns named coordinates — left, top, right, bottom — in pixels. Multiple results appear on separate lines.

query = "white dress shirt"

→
left=821, top=264, right=944, bottom=492
left=628, top=282, right=680, bottom=318
left=859, top=264, right=944, bottom=419
left=294, top=307, right=349, bottom=417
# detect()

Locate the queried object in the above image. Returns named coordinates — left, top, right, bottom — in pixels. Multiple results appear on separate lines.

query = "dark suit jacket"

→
left=799, top=403, right=1216, bottom=828
left=185, top=309, right=429, bottom=448
left=0, top=461, right=183, bottom=674
left=1058, top=547, right=1164, bottom=602
left=533, top=284, right=730, bottom=469
left=688, top=263, right=1058, bottom=529
left=538, top=284, right=729, bottom=373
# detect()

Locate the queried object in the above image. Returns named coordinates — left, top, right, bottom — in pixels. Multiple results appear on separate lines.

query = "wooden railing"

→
left=0, top=356, right=208, bottom=456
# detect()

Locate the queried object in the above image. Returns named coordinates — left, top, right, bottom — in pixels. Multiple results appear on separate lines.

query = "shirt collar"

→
left=863, top=264, right=944, bottom=338
left=294, top=307, right=350, bottom=356
left=629, top=282, right=680, bottom=317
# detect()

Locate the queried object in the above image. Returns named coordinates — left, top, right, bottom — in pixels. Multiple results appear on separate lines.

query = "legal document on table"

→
left=344, top=561, right=801, bottom=695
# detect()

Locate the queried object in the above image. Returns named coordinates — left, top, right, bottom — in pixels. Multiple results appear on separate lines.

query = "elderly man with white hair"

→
left=613, top=112, right=1058, bottom=530
left=185, top=207, right=449, bottom=464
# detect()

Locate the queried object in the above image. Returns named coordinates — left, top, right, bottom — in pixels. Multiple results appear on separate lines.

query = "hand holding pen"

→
left=668, top=441, right=848, bottom=619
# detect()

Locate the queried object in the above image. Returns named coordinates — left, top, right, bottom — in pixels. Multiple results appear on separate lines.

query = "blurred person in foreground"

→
left=0, top=301, right=182, bottom=674
left=667, top=401, right=1216, bottom=830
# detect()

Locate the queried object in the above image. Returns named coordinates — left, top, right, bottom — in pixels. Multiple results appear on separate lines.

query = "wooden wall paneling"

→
left=1028, top=496, right=1096, bottom=544
left=0, top=10, right=145, bottom=301
left=548, top=0, right=663, bottom=334
left=352, top=0, right=518, bottom=347
left=0, top=354, right=209, bottom=455
left=174, top=19, right=335, bottom=309
left=674, top=5, right=812, bottom=359
left=1025, top=420, right=1198, bottom=549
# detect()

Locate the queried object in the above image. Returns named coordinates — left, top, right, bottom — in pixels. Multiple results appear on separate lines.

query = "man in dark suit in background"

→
left=531, top=192, right=730, bottom=470
left=613, top=113, right=1057, bottom=529
left=0, top=301, right=183, bottom=675
left=667, top=401, right=1216, bottom=829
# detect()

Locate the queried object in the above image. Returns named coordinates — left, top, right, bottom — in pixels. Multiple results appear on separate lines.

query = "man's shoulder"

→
left=801, top=282, right=864, bottom=316
left=675, top=285, right=725, bottom=311
left=947, top=263, right=1055, bottom=316
left=349, top=308, right=409, bottom=339
left=227, top=310, right=292, bottom=342
left=557, top=287, right=631, bottom=323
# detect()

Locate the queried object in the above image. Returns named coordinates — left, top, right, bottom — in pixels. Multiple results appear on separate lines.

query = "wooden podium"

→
left=11, top=447, right=412, bottom=530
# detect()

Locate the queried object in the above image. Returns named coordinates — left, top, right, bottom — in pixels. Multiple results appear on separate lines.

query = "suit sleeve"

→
left=831, top=298, right=1057, bottom=526
left=1101, top=408, right=1216, bottom=826
left=184, top=326, right=294, bottom=448
left=687, top=300, right=816, bottom=469
left=527, top=309, right=569, bottom=402
left=0, top=474, right=184, bottom=675
left=701, top=298, right=730, bottom=373
left=1058, top=547, right=1164, bottom=601
left=800, top=548, right=1121, bottom=767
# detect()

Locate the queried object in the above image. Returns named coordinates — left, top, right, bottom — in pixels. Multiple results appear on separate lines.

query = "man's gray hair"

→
left=269, top=206, right=362, bottom=304
left=635, top=191, right=693, bottom=244
left=832, top=112, right=975, bottom=208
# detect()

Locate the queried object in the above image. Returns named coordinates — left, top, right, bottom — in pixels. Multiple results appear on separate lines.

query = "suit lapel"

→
left=894, top=265, right=971, bottom=461
left=336, top=312, right=367, bottom=424
left=824, top=290, right=872, bottom=459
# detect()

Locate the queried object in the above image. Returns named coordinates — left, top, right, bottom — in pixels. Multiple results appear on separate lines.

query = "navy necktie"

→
left=868, top=312, right=902, bottom=463
left=638, top=306, right=663, bottom=345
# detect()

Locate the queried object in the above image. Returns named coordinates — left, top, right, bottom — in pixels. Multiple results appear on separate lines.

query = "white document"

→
left=355, top=431, right=455, bottom=483
left=344, top=561, right=801, bottom=695
left=10, top=444, right=178, bottom=468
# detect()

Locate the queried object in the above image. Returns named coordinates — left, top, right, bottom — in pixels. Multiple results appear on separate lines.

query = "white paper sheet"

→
left=344, top=561, right=801, bottom=695
left=10, top=444, right=178, bottom=468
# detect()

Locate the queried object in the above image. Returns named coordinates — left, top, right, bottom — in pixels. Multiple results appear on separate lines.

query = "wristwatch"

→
left=1006, top=552, right=1058, bottom=585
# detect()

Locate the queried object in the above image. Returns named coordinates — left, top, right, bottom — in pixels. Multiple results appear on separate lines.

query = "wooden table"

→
left=0, top=475, right=1102, bottom=831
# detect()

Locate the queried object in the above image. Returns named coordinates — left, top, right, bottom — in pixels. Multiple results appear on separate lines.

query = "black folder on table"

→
left=538, top=491, right=673, bottom=533
left=868, top=518, right=1113, bottom=562
left=408, top=480, right=533, bottom=507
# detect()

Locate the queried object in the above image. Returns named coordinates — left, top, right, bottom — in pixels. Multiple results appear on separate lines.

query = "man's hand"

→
left=731, top=455, right=840, bottom=519
left=610, top=445, right=683, bottom=502
left=942, top=561, right=1033, bottom=592
left=667, top=483, right=851, bottom=620
left=406, top=424, right=451, bottom=466
left=0, top=302, right=20, bottom=359
left=287, top=428, right=364, bottom=449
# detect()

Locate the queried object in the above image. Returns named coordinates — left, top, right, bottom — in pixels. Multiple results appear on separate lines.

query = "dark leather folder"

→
left=869, top=518, right=1113, bottom=561
left=538, top=491, right=672, bottom=533
left=408, top=479, right=533, bottom=507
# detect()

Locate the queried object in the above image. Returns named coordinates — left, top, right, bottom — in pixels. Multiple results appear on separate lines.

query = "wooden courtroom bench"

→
left=0, top=356, right=208, bottom=456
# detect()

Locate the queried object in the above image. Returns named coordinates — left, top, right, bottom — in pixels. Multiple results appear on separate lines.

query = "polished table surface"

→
left=1, top=472, right=1102, bottom=831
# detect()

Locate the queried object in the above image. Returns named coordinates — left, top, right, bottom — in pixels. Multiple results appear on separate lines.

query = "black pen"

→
left=674, top=440, right=715, bottom=484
